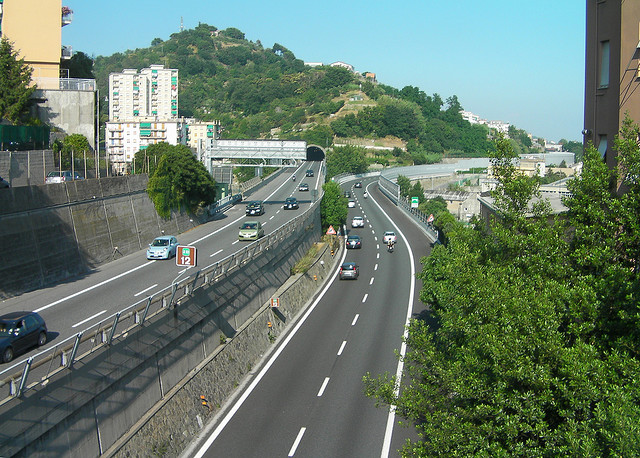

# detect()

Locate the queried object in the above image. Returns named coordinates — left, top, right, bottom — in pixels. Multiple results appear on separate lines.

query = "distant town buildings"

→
left=460, top=110, right=510, bottom=135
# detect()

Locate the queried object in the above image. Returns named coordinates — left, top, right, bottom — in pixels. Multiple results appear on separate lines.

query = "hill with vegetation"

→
left=89, top=23, right=550, bottom=169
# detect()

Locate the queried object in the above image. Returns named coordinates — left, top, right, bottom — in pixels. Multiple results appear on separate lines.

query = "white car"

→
left=146, top=236, right=179, bottom=260
left=347, top=200, right=356, bottom=208
left=383, top=231, right=397, bottom=244
left=351, top=216, right=364, bottom=228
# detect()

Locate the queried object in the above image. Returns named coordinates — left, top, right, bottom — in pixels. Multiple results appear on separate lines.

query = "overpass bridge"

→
left=198, top=139, right=325, bottom=175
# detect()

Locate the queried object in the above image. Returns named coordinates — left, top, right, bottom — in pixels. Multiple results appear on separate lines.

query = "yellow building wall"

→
left=2, top=0, right=62, bottom=79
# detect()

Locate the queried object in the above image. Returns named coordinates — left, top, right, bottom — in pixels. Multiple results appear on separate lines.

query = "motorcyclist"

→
left=363, top=191, right=368, bottom=198
left=387, top=239, right=394, bottom=252
left=292, top=174, right=296, bottom=181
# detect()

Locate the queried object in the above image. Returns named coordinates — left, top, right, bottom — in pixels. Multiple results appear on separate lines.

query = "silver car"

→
left=146, top=236, right=179, bottom=260
left=339, top=262, right=359, bottom=280
left=351, top=216, right=364, bottom=228
left=45, top=170, right=84, bottom=184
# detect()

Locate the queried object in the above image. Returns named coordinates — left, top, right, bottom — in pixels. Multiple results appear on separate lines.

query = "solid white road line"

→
left=190, top=237, right=348, bottom=458
left=365, top=182, right=417, bottom=458
left=134, top=284, right=158, bottom=297
left=72, top=310, right=106, bottom=328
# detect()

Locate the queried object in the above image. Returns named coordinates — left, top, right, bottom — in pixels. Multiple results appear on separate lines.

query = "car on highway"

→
left=305, top=169, right=314, bottom=177
left=245, top=201, right=265, bottom=216
left=283, top=197, right=299, bottom=210
left=45, top=170, right=84, bottom=184
left=146, top=235, right=179, bottom=260
left=238, top=221, right=264, bottom=241
left=348, top=200, right=356, bottom=208
left=0, top=176, right=9, bottom=188
left=383, top=231, right=397, bottom=244
left=339, top=262, right=359, bottom=280
left=354, top=181, right=362, bottom=188
left=346, top=235, right=362, bottom=249
left=298, top=183, right=309, bottom=192
left=351, top=216, right=364, bottom=228
left=0, top=311, right=48, bottom=363
left=344, top=191, right=351, bottom=198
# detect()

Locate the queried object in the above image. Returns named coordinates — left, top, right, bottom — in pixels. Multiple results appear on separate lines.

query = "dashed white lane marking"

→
left=73, top=310, right=106, bottom=328
left=288, top=427, right=306, bottom=457
left=337, top=340, right=347, bottom=355
left=317, top=377, right=330, bottom=397
left=370, top=277, right=374, bottom=285
left=134, top=284, right=158, bottom=297
left=362, top=293, right=368, bottom=303
left=352, top=314, right=359, bottom=326
left=210, top=249, right=223, bottom=257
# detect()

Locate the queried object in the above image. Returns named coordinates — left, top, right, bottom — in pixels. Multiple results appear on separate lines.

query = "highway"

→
left=0, top=161, right=323, bottom=366
left=186, top=177, right=432, bottom=458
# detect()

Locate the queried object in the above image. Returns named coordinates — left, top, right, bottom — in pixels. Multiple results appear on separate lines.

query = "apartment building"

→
left=0, top=0, right=72, bottom=89
left=584, top=0, right=640, bottom=172
left=108, top=65, right=178, bottom=122
left=106, top=65, right=181, bottom=173
left=187, top=121, right=221, bottom=150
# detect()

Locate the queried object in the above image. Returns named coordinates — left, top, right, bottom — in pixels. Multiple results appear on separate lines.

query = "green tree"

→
left=396, top=175, right=412, bottom=198
left=0, top=38, right=36, bottom=124
left=133, top=142, right=175, bottom=176
left=419, top=196, right=447, bottom=218
left=320, top=181, right=347, bottom=231
left=147, top=146, right=217, bottom=218
left=325, top=145, right=368, bottom=178
left=60, top=51, right=94, bottom=79
left=364, top=123, right=640, bottom=456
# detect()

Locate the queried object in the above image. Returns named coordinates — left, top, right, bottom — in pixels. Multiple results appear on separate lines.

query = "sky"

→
left=62, top=0, right=586, bottom=142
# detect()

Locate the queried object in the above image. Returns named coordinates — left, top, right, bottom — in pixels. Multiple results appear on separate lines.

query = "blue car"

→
left=146, top=236, right=179, bottom=260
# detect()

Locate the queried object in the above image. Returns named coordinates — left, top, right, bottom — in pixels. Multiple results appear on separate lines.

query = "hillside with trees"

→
left=90, top=23, right=539, bottom=164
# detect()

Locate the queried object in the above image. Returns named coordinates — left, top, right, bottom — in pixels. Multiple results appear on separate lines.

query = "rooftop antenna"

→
left=180, top=16, right=184, bottom=32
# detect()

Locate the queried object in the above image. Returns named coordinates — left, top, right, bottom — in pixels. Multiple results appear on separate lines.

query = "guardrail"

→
left=0, top=187, right=323, bottom=404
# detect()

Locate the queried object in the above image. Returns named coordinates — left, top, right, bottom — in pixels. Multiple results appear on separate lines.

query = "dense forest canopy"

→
left=89, top=22, right=541, bottom=160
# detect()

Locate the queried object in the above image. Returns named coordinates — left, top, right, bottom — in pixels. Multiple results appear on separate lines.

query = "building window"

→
left=599, top=40, right=610, bottom=88
left=598, top=135, right=607, bottom=160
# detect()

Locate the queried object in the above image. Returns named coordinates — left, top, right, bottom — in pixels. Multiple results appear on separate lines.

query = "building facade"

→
left=106, top=65, right=181, bottom=173
left=0, top=0, right=72, bottom=89
left=584, top=0, right=640, bottom=171
left=108, top=65, right=178, bottom=122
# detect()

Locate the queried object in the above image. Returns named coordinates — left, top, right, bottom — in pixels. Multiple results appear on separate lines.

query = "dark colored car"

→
left=245, top=201, right=265, bottom=216
left=283, top=197, right=299, bottom=210
left=0, top=176, right=9, bottom=188
left=346, top=235, right=362, bottom=249
left=0, top=311, right=48, bottom=363
left=344, top=191, right=351, bottom=198
left=305, top=169, right=314, bottom=177
left=298, top=183, right=309, bottom=192
left=339, top=262, right=359, bottom=280
left=354, top=181, right=362, bottom=188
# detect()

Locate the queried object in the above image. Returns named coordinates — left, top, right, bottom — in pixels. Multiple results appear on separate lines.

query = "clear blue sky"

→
left=63, top=0, right=586, bottom=142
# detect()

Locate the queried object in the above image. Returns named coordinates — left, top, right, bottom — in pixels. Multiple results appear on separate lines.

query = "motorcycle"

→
left=292, top=175, right=296, bottom=182
left=363, top=192, right=368, bottom=199
left=387, top=241, right=394, bottom=252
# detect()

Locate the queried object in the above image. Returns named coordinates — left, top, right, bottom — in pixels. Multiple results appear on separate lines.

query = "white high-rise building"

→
left=106, top=65, right=181, bottom=173
left=108, top=65, right=178, bottom=121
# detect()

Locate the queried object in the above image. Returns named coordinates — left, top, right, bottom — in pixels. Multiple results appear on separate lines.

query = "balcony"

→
left=61, top=6, right=73, bottom=26
left=61, top=45, right=72, bottom=60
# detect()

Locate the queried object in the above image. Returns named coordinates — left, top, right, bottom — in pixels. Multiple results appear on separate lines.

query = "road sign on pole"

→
left=326, top=225, right=337, bottom=235
left=411, top=197, right=419, bottom=208
left=176, top=245, right=197, bottom=267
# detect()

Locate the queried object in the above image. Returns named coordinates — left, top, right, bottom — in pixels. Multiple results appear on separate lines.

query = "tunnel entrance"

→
left=306, top=145, right=325, bottom=161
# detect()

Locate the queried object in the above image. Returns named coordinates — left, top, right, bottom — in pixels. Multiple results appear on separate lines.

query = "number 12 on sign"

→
left=176, top=245, right=197, bottom=267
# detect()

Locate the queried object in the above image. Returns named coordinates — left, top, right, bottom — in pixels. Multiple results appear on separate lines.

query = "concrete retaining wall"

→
left=0, top=204, right=336, bottom=457
left=0, top=175, right=199, bottom=299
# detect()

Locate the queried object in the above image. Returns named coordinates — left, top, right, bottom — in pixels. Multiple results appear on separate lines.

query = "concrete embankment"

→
left=0, top=175, right=200, bottom=299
